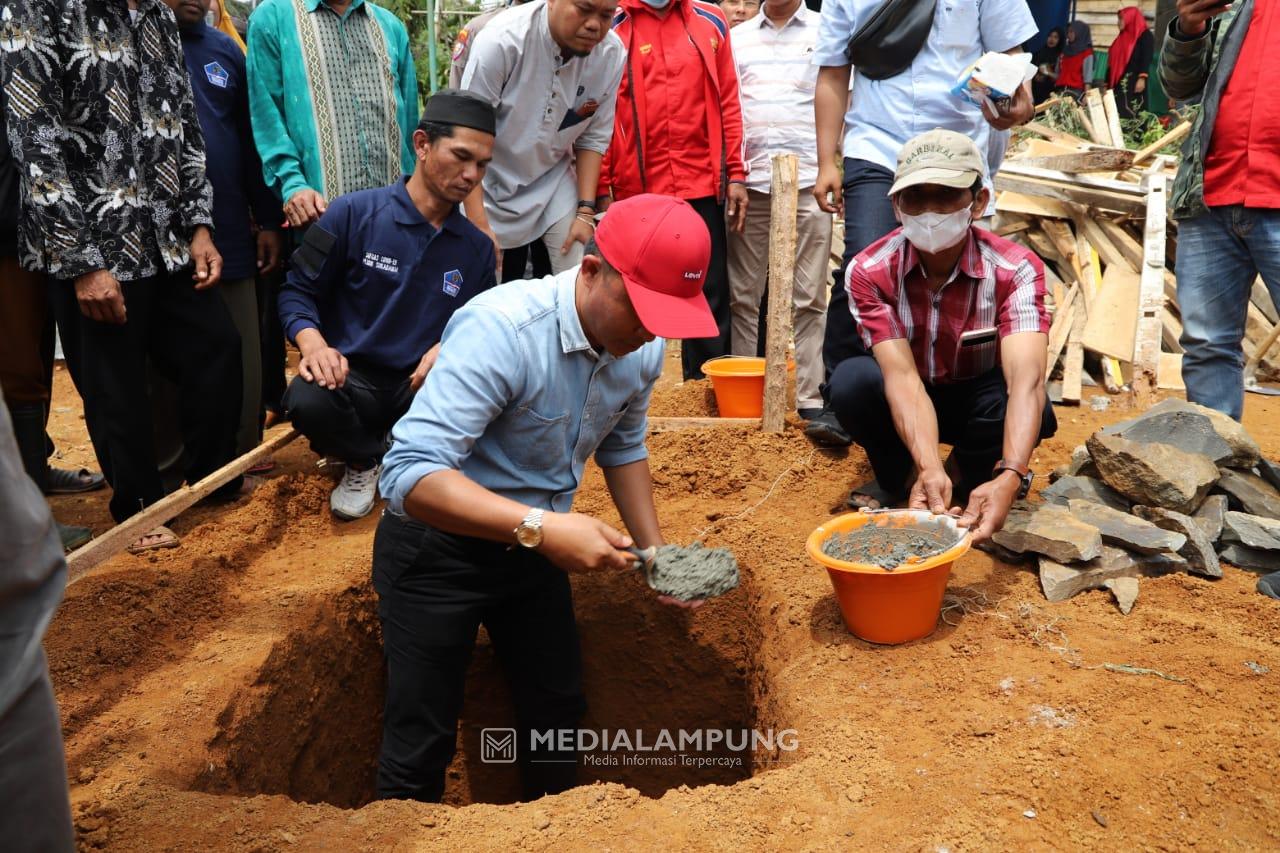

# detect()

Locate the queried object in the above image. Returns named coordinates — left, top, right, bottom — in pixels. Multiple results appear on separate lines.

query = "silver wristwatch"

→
left=514, top=508, right=544, bottom=549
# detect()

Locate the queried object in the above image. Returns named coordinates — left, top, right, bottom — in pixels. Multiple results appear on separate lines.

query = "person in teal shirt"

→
left=247, top=0, right=420, bottom=228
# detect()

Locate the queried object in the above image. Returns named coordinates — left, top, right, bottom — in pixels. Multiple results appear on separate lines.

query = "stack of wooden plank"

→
left=994, top=89, right=1280, bottom=404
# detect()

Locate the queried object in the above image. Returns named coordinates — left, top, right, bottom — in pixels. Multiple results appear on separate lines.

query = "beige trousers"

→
left=727, top=188, right=831, bottom=410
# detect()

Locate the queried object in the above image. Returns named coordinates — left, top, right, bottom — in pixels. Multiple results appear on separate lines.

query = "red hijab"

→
left=1108, top=6, right=1149, bottom=88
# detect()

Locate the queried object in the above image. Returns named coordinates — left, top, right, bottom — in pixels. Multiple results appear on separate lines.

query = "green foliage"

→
left=1037, top=98, right=1090, bottom=142
left=381, top=0, right=484, bottom=96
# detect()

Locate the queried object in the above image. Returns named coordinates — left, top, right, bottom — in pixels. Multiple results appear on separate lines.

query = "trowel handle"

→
left=626, top=546, right=657, bottom=568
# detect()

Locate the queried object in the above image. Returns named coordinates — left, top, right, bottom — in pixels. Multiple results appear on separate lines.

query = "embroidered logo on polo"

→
left=204, top=61, right=229, bottom=88
left=363, top=252, right=399, bottom=273
left=443, top=269, right=463, bottom=297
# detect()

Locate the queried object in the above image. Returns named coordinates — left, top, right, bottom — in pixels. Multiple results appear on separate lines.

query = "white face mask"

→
left=898, top=207, right=972, bottom=254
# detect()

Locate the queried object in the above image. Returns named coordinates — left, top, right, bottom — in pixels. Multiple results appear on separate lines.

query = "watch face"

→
left=516, top=524, right=543, bottom=548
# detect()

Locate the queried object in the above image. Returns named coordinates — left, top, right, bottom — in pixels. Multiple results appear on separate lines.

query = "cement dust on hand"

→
left=821, top=521, right=960, bottom=570
left=645, top=543, right=740, bottom=602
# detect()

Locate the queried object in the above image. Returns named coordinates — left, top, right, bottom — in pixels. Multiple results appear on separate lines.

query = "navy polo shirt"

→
left=278, top=178, right=498, bottom=372
left=179, top=22, right=281, bottom=280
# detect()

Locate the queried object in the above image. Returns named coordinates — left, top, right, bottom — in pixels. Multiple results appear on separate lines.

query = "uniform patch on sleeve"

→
left=204, top=61, right=229, bottom=88
left=292, top=225, right=337, bottom=279
left=443, top=269, right=463, bottom=296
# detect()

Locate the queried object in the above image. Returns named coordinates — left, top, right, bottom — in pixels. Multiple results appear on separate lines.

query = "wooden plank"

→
left=1023, top=227, right=1063, bottom=264
left=1015, top=149, right=1136, bottom=174
left=1084, top=89, right=1114, bottom=146
left=1134, top=122, right=1192, bottom=165
left=1158, top=353, right=1185, bottom=392
left=998, top=163, right=1147, bottom=198
left=1083, top=263, right=1141, bottom=362
left=1062, top=303, right=1087, bottom=404
left=1245, top=319, right=1280, bottom=375
left=1101, top=89, right=1126, bottom=149
left=763, top=153, right=798, bottom=433
left=1097, top=218, right=1146, bottom=275
left=993, top=173, right=1146, bottom=216
left=1132, top=174, right=1168, bottom=395
left=996, top=219, right=1032, bottom=237
left=1072, top=207, right=1134, bottom=272
left=1022, top=121, right=1092, bottom=148
left=1161, top=307, right=1185, bottom=354
left=649, top=417, right=762, bottom=432
left=66, top=427, right=301, bottom=586
left=995, top=190, right=1072, bottom=219
left=1045, top=284, right=1079, bottom=380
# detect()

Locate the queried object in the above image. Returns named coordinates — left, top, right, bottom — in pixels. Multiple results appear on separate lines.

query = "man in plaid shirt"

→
left=827, top=130, right=1057, bottom=543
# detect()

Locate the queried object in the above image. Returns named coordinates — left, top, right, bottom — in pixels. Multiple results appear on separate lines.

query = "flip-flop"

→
left=247, top=458, right=276, bottom=475
left=845, top=478, right=906, bottom=511
left=57, top=520, right=92, bottom=552
left=126, top=525, right=180, bottom=555
left=45, top=466, right=106, bottom=494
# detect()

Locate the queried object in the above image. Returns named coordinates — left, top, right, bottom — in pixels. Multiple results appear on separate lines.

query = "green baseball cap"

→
left=889, top=129, right=987, bottom=196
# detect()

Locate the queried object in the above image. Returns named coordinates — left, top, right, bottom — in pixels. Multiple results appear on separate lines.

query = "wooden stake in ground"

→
left=763, top=153, right=798, bottom=433
left=65, top=426, right=301, bottom=586
left=1132, top=173, right=1168, bottom=397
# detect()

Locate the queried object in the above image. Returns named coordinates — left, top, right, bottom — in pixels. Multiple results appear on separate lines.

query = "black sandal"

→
left=845, top=479, right=906, bottom=511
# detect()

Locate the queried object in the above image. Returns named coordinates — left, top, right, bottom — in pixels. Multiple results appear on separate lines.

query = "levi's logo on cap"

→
left=594, top=194, right=717, bottom=339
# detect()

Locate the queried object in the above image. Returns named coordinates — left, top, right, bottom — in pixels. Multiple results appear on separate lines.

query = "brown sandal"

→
left=126, top=525, right=180, bottom=555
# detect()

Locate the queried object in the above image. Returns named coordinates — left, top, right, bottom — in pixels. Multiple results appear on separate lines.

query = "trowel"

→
left=626, top=545, right=659, bottom=589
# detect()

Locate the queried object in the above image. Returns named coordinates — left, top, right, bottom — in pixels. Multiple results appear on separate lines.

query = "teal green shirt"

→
left=246, top=0, right=419, bottom=203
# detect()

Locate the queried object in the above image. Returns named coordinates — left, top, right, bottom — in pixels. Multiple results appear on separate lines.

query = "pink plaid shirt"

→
left=845, top=227, right=1049, bottom=384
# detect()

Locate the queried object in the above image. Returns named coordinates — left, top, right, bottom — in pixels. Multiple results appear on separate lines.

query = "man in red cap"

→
left=373, top=193, right=715, bottom=803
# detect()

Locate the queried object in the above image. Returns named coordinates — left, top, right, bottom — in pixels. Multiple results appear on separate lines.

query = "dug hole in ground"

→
left=45, top=346, right=1280, bottom=850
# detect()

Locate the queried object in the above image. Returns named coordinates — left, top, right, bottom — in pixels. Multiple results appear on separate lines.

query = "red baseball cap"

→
left=594, top=194, right=717, bottom=339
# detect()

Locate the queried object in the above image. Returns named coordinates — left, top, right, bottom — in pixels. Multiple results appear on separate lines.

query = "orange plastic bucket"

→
left=807, top=510, right=972, bottom=645
left=701, top=357, right=794, bottom=418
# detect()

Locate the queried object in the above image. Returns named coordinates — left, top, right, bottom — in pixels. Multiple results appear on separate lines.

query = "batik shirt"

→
left=0, top=0, right=214, bottom=281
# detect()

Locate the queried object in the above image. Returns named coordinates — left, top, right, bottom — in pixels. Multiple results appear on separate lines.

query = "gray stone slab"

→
left=1088, top=432, right=1218, bottom=514
left=1040, top=475, right=1129, bottom=512
left=1068, top=498, right=1186, bottom=555
left=1104, top=577, right=1139, bottom=614
left=1133, top=506, right=1224, bottom=578
left=1192, top=494, right=1229, bottom=543
left=994, top=503, right=1103, bottom=563
left=1038, top=547, right=1184, bottom=603
left=1221, top=512, right=1280, bottom=552
left=1259, top=459, right=1280, bottom=493
left=1219, top=544, right=1280, bottom=572
left=1216, top=468, right=1280, bottom=520
left=1101, top=398, right=1261, bottom=468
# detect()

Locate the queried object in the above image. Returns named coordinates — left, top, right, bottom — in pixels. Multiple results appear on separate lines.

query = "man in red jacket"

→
left=601, top=0, right=749, bottom=380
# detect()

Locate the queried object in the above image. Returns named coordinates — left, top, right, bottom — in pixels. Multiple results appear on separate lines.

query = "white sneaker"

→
left=330, top=464, right=381, bottom=520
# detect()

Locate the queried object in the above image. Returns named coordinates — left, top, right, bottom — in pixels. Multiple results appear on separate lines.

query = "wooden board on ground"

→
left=1083, top=262, right=1141, bottom=362
left=995, top=190, right=1071, bottom=219
left=1101, top=89, right=1126, bottom=149
left=1132, top=174, right=1168, bottom=394
left=1084, top=89, right=1114, bottom=146
left=1158, top=353, right=1185, bottom=391
left=1016, top=149, right=1136, bottom=174
left=649, top=417, right=762, bottom=432
left=66, top=426, right=301, bottom=585
left=1062, top=304, right=1087, bottom=404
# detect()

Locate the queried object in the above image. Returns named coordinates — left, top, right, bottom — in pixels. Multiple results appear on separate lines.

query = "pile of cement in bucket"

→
left=646, top=543, right=740, bottom=601
left=821, top=519, right=960, bottom=571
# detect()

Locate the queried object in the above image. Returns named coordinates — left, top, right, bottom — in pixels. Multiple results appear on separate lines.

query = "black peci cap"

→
left=418, top=88, right=497, bottom=136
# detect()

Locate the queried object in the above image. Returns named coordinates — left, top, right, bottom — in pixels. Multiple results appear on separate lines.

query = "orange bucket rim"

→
left=807, top=510, right=972, bottom=576
left=700, top=356, right=795, bottom=376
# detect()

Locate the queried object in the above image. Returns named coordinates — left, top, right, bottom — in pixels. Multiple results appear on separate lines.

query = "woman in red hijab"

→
left=1109, top=6, right=1154, bottom=120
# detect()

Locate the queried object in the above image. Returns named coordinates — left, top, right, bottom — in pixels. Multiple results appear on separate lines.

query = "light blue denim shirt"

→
left=813, top=0, right=1037, bottom=173
left=380, top=268, right=665, bottom=516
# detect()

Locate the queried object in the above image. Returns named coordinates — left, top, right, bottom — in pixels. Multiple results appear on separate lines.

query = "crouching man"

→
left=374, top=194, right=714, bottom=802
left=828, top=130, right=1057, bottom=542
left=277, top=91, right=498, bottom=520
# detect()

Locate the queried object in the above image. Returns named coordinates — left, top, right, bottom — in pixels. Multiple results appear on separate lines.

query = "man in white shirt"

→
left=803, top=0, right=1038, bottom=449
left=727, top=0, right=831, bottom=419
left=461, top=0, right=625, bottom=275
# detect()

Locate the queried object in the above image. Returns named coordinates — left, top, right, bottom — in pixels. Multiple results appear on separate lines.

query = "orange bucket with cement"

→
left=701, top=357, right=794, bottom=418
left=807, top=510, right=972, bottom=645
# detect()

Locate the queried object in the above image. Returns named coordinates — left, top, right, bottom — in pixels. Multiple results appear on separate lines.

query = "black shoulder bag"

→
left=845, top=0, right=938, bottom=81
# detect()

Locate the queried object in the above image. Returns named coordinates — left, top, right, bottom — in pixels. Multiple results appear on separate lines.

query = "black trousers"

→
left=52, top=270, right=242, bottom=522
left=282, top=361, right=413, bottom=467
left=821, top=159, right=898, bottom=386
left=828, top=357, right=1058, bottom=494
left=500, top=240, right=553, bottom=283
left=256, top=267, right=287, bottom=416
left=681, top=196, right=732, bottom=380
left=372, top=512, right=586, bottom=802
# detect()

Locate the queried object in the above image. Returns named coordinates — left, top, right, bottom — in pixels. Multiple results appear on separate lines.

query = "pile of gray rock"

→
left=989, top=399, right=1280, bottom=613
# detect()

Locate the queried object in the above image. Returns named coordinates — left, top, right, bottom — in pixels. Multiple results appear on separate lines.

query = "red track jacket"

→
left=600, top=0, right=747, bottom=203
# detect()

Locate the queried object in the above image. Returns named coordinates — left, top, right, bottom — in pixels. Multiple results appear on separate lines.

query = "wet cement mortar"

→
left=647, top=544, right=740, bottom=600
left=822, top=521, right=961, bottom=570
left=41, top=364, right=1280, bottom=850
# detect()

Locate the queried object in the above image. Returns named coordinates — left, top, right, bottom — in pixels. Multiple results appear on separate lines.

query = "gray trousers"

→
left=727, top=188, right=832, bottom=410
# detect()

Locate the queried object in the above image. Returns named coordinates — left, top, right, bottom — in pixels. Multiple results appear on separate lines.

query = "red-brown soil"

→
left=43, top=360, right=1280, bottom=851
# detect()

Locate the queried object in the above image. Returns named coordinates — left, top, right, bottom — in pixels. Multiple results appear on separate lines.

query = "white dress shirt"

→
left=731, top=5, right=823, bottom=193
left=462, top=2, right=625, bottom=248
left=813, top=0, right=1037, bottom=174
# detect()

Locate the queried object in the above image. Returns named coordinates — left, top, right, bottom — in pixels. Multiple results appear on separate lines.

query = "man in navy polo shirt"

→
left=278, top=91, right=499, bottom=520
left=166, top=0, right=284, bottom=459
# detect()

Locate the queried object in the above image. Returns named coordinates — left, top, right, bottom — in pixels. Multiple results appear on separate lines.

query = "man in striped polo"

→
left=726, top=0, right=831, bottom=421
left=827, top=130, right=1056, bottom=543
